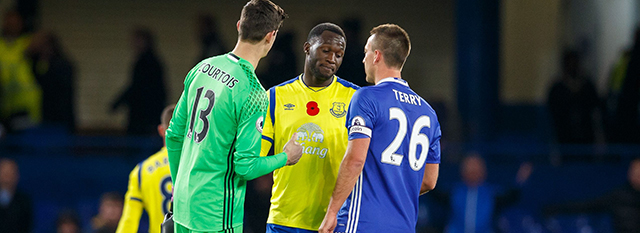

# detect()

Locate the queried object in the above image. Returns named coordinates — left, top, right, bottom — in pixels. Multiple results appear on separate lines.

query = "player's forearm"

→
left=116, top=199, right=143, bottom=233
left=327, top=154, right=366, bottom=215
left=234, top=152, right=287, bottom=180
left=165, top=136, right=183, bottom=182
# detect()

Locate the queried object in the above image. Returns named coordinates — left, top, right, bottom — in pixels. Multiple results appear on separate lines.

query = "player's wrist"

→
left=284, top=151, right=295, bottom=165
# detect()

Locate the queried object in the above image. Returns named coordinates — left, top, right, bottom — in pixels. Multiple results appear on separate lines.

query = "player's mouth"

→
left=319, top=65, right=335, bottom=73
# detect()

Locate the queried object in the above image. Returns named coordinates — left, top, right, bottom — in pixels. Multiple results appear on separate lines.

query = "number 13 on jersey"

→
left=381, top=107, right=431, bottom=171
left=187, top=86, right=216, bottom=143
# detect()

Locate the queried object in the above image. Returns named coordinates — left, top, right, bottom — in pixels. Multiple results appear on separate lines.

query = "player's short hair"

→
left=369, top=24, right=411, bottom=69
left=239, top=0, right=287, bottom=43
left=161, top=104, right=175, bottom=127
left=307, top=22, right=346, bottom=43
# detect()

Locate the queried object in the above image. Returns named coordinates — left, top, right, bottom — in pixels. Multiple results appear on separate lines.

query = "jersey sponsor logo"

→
left=306, top=101, right=320, bottom=116
left=256, top=116, right=264, bottom=133
left=330, top=102, right=347, bottom=118
left=284, top=103, right=295, bottom=110
left=295, top=122, right=329, bottom=158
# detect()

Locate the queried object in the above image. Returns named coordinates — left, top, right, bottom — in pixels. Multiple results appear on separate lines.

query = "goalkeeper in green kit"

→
left=165, top=1, right=303, bottom=232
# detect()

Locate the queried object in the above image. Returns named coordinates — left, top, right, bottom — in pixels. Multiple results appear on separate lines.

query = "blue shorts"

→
left=266, top=223, right=318, bottom=233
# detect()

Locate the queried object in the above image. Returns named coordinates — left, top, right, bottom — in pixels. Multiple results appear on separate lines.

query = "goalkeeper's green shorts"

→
left=174, top=222, right=243, bottom=233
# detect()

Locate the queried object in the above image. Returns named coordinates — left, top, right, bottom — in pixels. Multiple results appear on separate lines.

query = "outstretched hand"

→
left=283, top=133, right=303, bottom=165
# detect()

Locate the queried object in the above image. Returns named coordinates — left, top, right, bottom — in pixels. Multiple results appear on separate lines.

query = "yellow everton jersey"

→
left=116, top=147, right=172, bottom=233
left=261, top=75, right=359, bottom=230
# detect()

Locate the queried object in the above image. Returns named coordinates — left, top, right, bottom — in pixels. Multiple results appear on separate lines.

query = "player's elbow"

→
left=420, top=179, right=437, bottom=194
left=234, top=168, right=256, bottom=181
left=345, top=156, right=366, bottom=169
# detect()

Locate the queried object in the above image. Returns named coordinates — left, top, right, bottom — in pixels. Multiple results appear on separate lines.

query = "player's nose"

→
left=326, top=53, right=337, bottom=64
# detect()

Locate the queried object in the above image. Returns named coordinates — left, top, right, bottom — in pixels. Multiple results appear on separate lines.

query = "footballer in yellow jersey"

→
left=260, top=23, right=359, bottom=232
left=117, top=105, right=175, bottom=233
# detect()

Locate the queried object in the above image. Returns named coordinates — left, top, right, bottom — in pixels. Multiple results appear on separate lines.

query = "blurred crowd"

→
left=547, top=28, right=640, bottom=145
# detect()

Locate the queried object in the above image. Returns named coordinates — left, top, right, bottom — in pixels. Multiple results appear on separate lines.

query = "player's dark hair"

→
left=239, top=0, right=287, bottom=43
left=307, top=22, right=346, bottom=43
left=370, top=24, right=411, bottom=69
left=161, top=104, right=175, bottom=127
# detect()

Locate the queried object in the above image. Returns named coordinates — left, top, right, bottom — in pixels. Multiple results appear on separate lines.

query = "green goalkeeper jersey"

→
left=166, top=53, right=288, bottom=232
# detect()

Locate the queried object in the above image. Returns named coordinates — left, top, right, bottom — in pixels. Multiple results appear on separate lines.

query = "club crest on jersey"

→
left=284, top=103, right=295, bottom=110
left=256, top=116, right=264, bottom=133
left=330, top=102, right=347, bottom=118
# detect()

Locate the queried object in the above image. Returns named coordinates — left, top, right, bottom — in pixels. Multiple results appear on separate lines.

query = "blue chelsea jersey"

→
left=335, top=77, right=441, bottom=233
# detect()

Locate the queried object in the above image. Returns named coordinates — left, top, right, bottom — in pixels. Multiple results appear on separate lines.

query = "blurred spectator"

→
left=57, top=209, right=82, bottom=233
left=0, top=158, right=33, bottom=233
left=15, top=0, right=38, bottom=33
left=91, top=192, right=123, bottom=233
left=111, top=27, right=166, bottom=135
left=609, top=28, right=640, bottom=144
left=544, top=158, right=640, bottom=232
left=430, top=153, right=532, bottom=233
left=256, top=30, right=297, bottom=89
left=547, top=50, right=600, bottom=144
left=28, top=31, right=76, bottom=132
left=0, top=10, right=42, bottom=131
left=336, top=17, right=368, bottom=87
left=604, top=48, right=632, bottom=144
left=196, top=14, right=227, bottom=62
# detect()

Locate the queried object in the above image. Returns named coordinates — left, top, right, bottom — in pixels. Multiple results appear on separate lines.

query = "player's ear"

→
left=264, top=30, right=277, bottom=44
left=373, top=50, right=382, bottom=64
left=236, top=20, right=241, bottom=32
left=158, top=125, right=166, bottom=138
left=303, top=42, right=311, bottom=55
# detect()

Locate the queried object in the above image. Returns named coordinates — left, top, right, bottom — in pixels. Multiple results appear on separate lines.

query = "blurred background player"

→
left=260, top=22, right=358, bottom=233
left=116, top=104, right=175, bottom=233
left=164, top=0, right=303, bottom=232
left=320, top=24, right=441, bottom=233
left=0, top=158, right=33, bottom=233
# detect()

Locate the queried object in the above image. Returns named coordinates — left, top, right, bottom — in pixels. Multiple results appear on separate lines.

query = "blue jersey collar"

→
left=377, top=77, right=408, bottom=87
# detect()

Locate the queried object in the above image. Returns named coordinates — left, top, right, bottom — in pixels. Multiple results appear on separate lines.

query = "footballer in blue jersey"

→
left=320, top=24, right=441, bottom=233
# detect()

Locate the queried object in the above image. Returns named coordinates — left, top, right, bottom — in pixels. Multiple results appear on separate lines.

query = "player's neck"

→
left=231, top=40, right=265, bottom=70
left=374, top=68, right=402, bottom=85
left=301, top=72, right=333, bottom=87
